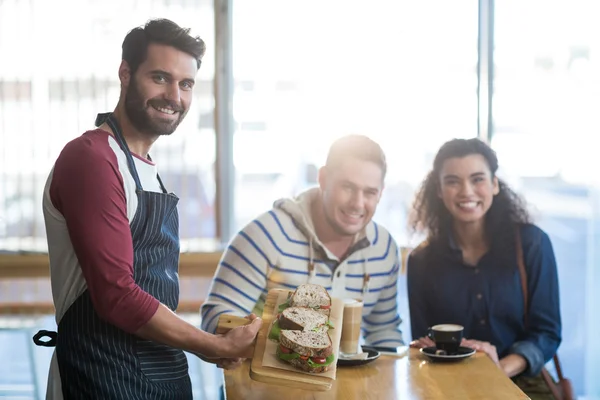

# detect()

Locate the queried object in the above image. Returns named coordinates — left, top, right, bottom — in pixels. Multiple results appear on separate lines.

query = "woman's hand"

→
left=499, top=354, right=527, bottom=377
left=461, top=338, right=500, bottom=366
left=409, top=336, right=435, bottom=349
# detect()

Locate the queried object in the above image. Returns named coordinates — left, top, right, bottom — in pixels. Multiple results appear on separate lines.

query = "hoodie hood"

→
left=273, top=188, right=320, bottom=243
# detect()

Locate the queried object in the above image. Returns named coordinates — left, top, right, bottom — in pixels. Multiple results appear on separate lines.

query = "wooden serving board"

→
left=217, top=289, right=335, bottom=391
left=215, top=314, right=251, bottom=335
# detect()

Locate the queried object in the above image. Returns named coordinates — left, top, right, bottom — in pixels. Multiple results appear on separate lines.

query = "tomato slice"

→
left=311, top=357, right=327, bottom=364
left=279, top=344, right=291, bottom=354
left=320, top=305, right=331, bottom=309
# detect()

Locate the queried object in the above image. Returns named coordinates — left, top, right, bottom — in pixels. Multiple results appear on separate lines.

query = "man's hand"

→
left=409, top=336, right=435, bottom=349
left=216, top=358, right=244, bottom=370
left=213, top=313, right=262, bottom=359
left=197, top=314, right=262, bottom=369
left=196, top=354, right=245, bottom=370
left=461, top=338, right=500, bottom=366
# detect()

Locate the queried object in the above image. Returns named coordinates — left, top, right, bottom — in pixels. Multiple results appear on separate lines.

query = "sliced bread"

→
left=279, top=307, right=328, bottom=332
left=289, top=283, right=331, bottom=316
left=279, top=330, right=333, bottom=358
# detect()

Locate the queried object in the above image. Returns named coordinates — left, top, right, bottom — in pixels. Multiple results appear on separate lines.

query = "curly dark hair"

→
left=409, top=138, right=531, bottom=254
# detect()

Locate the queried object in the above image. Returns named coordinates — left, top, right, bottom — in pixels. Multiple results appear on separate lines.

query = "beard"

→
left=124, top=80, right=187, bottom=137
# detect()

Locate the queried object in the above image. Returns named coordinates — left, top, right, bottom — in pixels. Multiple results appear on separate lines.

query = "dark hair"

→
left=325, top=135, right=387, bottom=179
left=122, top=19, right=206, bottom=75
left=409, top=138, right=531, bottom=254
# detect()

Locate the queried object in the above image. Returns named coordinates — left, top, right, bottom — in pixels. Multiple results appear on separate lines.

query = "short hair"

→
left=122, top=18, right=206, bottom=75
left=325, top=135, right=387, bottom=179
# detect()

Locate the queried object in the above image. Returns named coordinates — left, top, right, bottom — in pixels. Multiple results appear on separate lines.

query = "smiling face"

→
left=438, top=154, right=499, bottom=225
left=121, top=43, right=198, bottom=137
left=318, top=158, right=384, bottom=237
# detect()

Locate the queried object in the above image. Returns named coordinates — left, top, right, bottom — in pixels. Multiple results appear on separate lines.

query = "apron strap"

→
left=146, top=154, right=168, bottom=194
left=98, top=112, right=144, bottom=192
left=97, top=113, right=169, bottom=194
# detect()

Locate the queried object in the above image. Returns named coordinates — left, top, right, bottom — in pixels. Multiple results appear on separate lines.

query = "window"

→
left=231, top=0, right=479, bottom=349
left=493, top=0, right=600, bottom=396
left=231, top=0, right=479, bottom=247
left=0, top=0, right=217, bottom=252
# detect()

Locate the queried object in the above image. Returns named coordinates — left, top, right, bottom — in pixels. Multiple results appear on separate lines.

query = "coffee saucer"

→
left=337, top=349, right=380, bottom=367
left=420, top=346, right=475, bottom=362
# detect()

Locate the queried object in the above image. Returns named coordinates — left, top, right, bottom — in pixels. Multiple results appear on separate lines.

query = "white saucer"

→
left=337, top=350, right=380, bottom=366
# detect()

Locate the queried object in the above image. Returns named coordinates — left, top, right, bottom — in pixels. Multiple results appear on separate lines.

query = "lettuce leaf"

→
left=276, top=344, right=299, bottom=360
left=311, top=320, right=334, bottom=332
left=268, top=320, right=282, bottom=341
left=276, top=345, right=335, bottom=368
left=277, top=351, right=300, bottom=361
left=307, top=354, right=335, bottom=368
left=277, top=299, right=290, bottom=313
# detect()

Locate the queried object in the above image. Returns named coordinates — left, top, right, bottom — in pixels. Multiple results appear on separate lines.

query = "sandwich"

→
left=270, top=283, right=335, bottom=341
left=276, top=330, right=335, bottom=373
left=269, top=306, right=334, bottom=341
left=286, top=283, right=332, bottom=316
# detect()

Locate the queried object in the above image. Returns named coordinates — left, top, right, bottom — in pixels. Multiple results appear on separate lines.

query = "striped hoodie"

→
left=201, top=188, right=404, bottom=347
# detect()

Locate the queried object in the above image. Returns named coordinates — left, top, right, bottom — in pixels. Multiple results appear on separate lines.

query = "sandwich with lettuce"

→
left=269, top=284, right=334, bottom=341
left=276, top=330, right=335, bottom=373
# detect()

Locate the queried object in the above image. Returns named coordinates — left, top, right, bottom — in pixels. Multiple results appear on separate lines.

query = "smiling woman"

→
left=407, top=138, right=562, bottom=399
left=409, top=139, right=531, bottom=250
left=438, top=154, right=499, bottom=227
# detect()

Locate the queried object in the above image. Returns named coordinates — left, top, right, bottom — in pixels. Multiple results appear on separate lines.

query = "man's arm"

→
left=201, top=219, right=271, bottom=333
left=362, top=240, right=403, bottom=347
left=51, top=136, right=259, bottom=358
left=136, top=305, right=261, bottom=359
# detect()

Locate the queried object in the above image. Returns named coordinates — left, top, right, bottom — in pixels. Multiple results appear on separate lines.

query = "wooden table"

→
left=224, top=348, right=529, bottom=400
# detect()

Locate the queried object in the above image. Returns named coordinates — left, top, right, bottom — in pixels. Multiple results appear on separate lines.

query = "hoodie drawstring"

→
left=362, top=260, right=370, bottom=295
left=308, top=237, right=316, bottom=283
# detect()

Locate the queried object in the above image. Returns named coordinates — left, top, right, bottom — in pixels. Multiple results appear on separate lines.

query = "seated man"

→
left=201, top=135, right=403, bottom=347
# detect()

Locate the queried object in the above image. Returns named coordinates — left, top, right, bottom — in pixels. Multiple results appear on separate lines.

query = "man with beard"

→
left=38, top=19, right=261, bottom=400
left=201, top=135, right=404, bottom=348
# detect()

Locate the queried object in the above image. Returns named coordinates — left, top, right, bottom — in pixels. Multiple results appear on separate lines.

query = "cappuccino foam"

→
left=432, top=324, right=463, bottom=332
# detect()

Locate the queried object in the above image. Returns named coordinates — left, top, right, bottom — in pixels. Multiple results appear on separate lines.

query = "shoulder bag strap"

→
left=515, top=228, right=567, bottom=385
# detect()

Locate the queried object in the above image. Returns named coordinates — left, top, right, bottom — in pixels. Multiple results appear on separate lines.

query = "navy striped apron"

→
left=35, top=113, right=191, bottom=399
